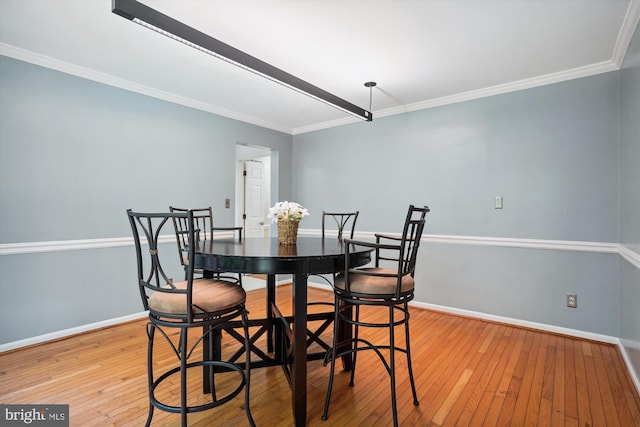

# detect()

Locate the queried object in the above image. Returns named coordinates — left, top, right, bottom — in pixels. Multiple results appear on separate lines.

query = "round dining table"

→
left=194, top=236, right=373, bottom=427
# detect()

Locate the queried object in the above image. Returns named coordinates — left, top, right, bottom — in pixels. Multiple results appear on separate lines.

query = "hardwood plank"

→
left=511, top=331, right=542, bottom=425
left=562, top=335, right=578, bottom=421
left=582, top=341, right=607, bottom=426
left=523, top=333, right=549, bottom=426
left=537, top=398, right=552, bottom=427
left=537, top=336, right=556, bottom=427
left=484, top=327, right=527, bottom=426
left=466, top=326, right=515, bottom=425
left=440, top=323, right=511, bottom=426
left=495, top=329, right=535, bottom=427
left=551, top=335, right=565, bottom=426
left=574, top=338, right=594, bottom=427
left=591, top=342, right=621, bottom=426
left=431, top=368, right=473, bottom=425
left=415, top=320, right=488, bottom=422
left=540, top=334, right=556, bottom=402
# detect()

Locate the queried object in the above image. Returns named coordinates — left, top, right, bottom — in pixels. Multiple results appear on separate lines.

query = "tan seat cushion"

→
left=335, top=268, right=414, bottom=295
left=148, top=279, right=246, bottom=315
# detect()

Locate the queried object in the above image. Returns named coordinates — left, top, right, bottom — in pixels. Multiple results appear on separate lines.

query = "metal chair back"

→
left=322, top=211, right=359, bottom=240
left=127, top=209, right=198, bottom=322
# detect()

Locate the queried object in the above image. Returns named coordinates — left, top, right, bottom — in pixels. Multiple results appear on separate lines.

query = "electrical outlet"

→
left=225, top=198, right=230, bottom=208
left=566, top=294, right=577, bottom=308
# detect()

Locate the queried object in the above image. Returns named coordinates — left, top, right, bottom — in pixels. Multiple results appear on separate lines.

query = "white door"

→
left=244, top=160, right=266, bottom=238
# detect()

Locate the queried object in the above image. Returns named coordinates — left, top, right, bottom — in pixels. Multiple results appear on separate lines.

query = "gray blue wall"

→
left=619, top=25, right=640, bottom=382
left=293, top=73, right=619, bottom=243
left=293, top=72, right=622, bottom=336
left=0, top=55, right=292, bottom=343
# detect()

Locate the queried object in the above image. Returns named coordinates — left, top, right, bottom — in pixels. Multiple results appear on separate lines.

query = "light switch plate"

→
left=494, top=196, right=503, bottom=209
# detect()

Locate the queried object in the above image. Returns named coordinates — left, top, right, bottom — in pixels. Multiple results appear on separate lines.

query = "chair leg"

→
left=389, top=305, right=399, bottom=427
left=321, top=296, right=341, bottom=421
left=145, top=405, right=154, bottom=427
left=242, top=309, right=256, bottom=427
left=180, top=328, right=188, bottom=426
left=145, top=323, right=156, bottom=427
left=206, top=325, right=217, bottom=401
left=405, top=303, right=419, bottom=406
left=349, top=303, right=360, bottom=387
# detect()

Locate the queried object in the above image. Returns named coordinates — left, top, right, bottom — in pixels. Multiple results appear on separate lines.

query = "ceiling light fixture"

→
left=112, top=0, right=372, bottom=122
left=364, top=81, right=376, bottom=112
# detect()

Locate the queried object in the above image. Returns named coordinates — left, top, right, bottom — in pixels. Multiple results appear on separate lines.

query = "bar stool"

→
left=306, top=211, right=360, bottom=352
left=127, top=209, right=255, bottom=427
left=322, top=205, right=429, bottom=427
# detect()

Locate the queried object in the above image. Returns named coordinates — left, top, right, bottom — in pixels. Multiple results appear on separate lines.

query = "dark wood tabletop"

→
left=194, top=236, right=372, bottom=275
left=193, top=236, right=372, bottom=427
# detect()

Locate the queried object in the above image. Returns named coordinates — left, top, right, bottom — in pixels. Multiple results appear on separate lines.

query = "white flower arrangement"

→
left=267, top=201, right=310, bottom=223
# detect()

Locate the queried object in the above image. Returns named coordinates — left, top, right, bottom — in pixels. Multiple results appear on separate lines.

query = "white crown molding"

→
left=292, top=115, right=361, bottom=135
left=373, top=60, right=619, bottom=121
left=0, top=43, right=624, bottom=138
left=0, top=43, right=293, bottom=135
left=292, top=59, right=620, bottom=135
left=294, top=1, right=640, bottom=135
left=612, top=0, right=640, bottom=67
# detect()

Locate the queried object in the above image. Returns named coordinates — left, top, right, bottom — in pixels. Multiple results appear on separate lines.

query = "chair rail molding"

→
left=300, top=228, right=632, bottom=259
left=1, top=230, right=638, bottom=269
left=619, top=244, right=640, bottom=269
left=0, top=232, right=239, bottom=255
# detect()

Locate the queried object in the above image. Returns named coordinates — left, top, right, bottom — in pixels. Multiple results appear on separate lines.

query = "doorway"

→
left=235, top=144, right=272, bottom=238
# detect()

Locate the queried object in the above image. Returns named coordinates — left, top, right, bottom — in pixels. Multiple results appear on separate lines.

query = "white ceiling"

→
left=1, top=0, right=638, bottom=135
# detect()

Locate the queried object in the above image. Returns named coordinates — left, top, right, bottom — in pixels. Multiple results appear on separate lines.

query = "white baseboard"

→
left=413, top=301, right=619, bottom=343
left=619, top=338, right=640, bottom=398
left=240, top=275, right=269, bottom=292
left=0, top=311, right=148, bottom=353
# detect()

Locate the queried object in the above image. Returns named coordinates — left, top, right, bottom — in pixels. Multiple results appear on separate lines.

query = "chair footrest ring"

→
left=149, top=360, right=246, bottom=414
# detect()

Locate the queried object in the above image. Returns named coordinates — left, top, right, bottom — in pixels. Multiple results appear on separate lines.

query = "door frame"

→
left=235, top=144, right=273, bottom=237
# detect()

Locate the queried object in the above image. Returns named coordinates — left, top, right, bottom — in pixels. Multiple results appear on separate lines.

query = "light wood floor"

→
left=1, top=285, right=639, bottom=426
